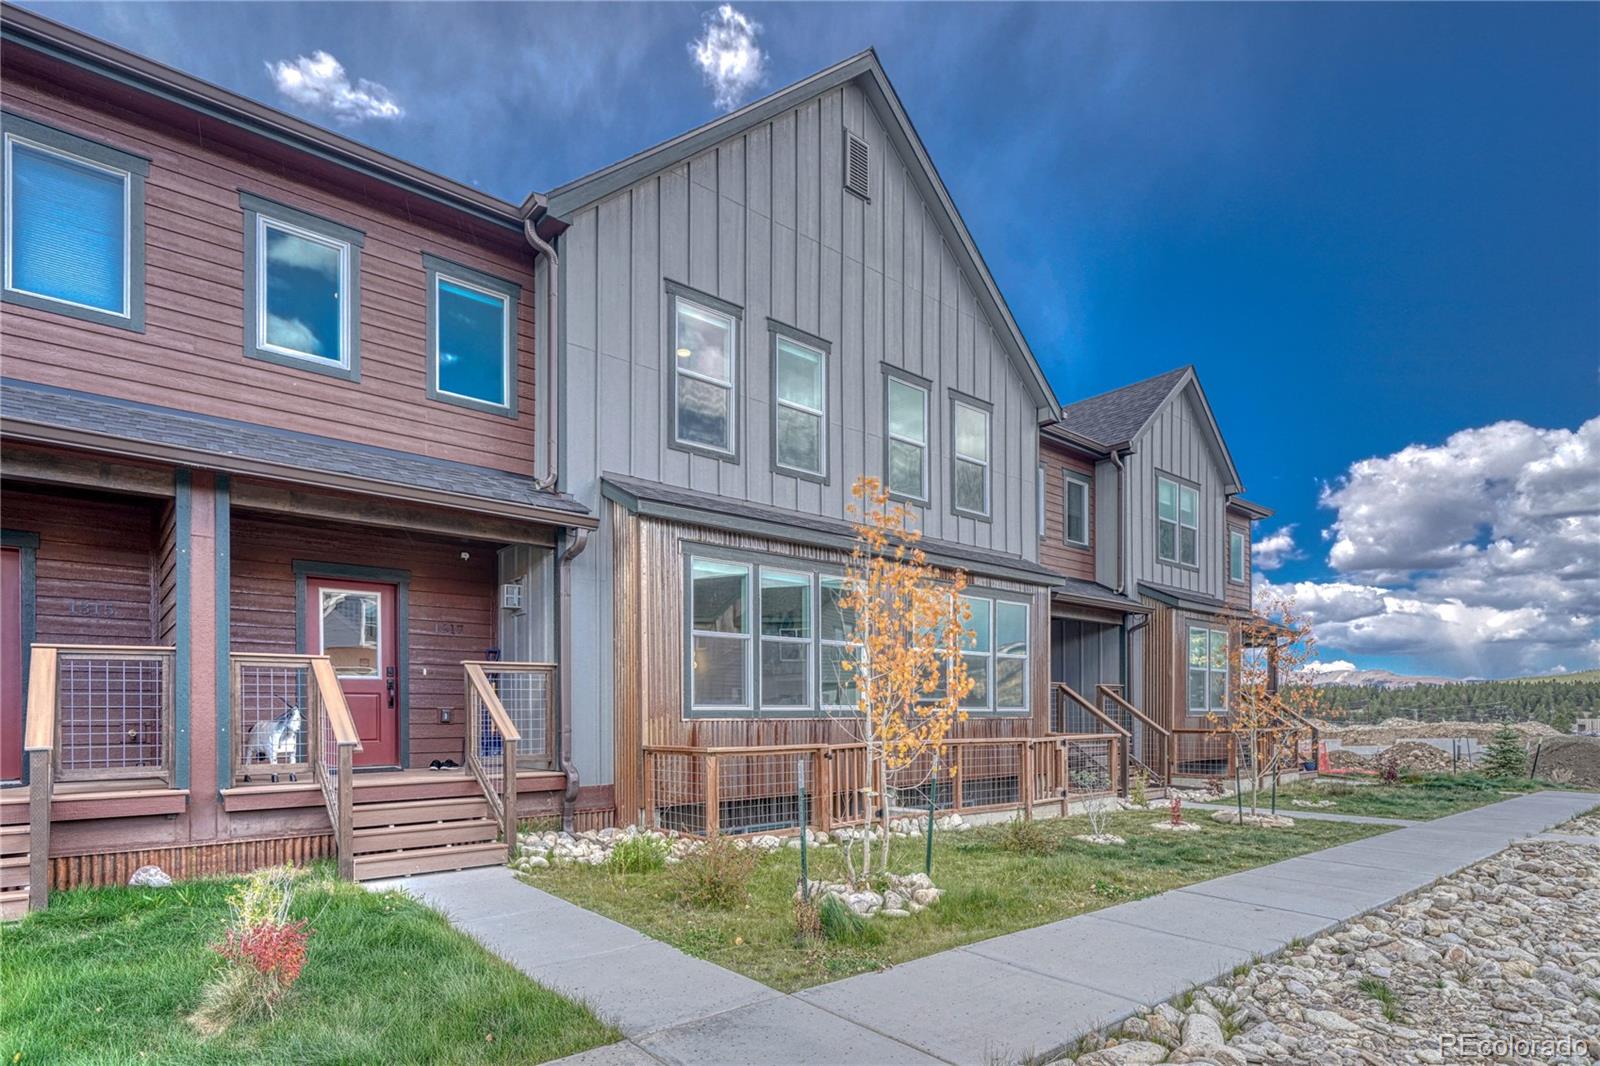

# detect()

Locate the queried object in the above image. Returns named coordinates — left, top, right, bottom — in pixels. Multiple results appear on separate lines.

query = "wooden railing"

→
left=23, top=647, right=57, bottom=912
left=34, top=644, right=177, bottom=784
left=228, top=654, right=360, bottom=876
left=1051, top=682, right=1131, bottom=795
left=464, top=662, right=521, bottom=846
left=640, top=734, right=1123, bottom=838
left=1096, top=684, right=1173, bottom=787
left=464, top=662, right=556, bottom=770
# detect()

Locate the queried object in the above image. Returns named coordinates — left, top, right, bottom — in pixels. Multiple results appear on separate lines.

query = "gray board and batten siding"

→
left=548, top=60, right=1061, bottom=786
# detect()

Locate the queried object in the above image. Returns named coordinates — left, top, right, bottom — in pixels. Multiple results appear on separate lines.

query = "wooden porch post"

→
left=336, top=742, right=354, bottom=880
left=503, top=737, right=520, bottom=847
left=817, top=748, right=834, bottom=832
left=27, top=749, right=50, bottom=911
left=1020, top=740, right=1035, bottom=820
left=704, top=754, right=720, bottom=837
left=641, top=751, right=656, bottom=829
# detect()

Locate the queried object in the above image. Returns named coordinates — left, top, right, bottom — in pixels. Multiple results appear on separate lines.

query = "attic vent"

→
left=844, top=131, right=871, bottom=201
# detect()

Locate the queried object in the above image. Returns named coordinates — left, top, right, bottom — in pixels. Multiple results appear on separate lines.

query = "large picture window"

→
left=3, top=113, right=147, bottom=331
left=951, top=396, right=991, bottom=518
left=772, top=330, right=826, bottom=479
left=242, top=193, right=362, bottom=380
left=884, top=371, right=929, bottom=501
left=1063, top=471, right=1091, bottom=547
left=689, top=559, right=751, bottom=710
left=1187, top=625, right=1229, bottom=715
left=425, top=255, right=518, bottom=416
left=959, top=594, right=1030, bottom=714
left=671, top=287, right=739, bottom=458
left=759, top=569, right=812, bottom=709
left=1158, top=475, right=1199, bottom=566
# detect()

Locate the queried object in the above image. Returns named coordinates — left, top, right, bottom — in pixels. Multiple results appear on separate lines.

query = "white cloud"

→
left=689, top=5, right=766, bottom=111
left=1260, top=417, right=1600, bottom=678
left=267, top=51, right=404, bottom=122
left=1300, top=660, right=1358, bottom=674
left=266, top=315, right=323, bottom=355
left=1252, top=524, right=1301, bottom=571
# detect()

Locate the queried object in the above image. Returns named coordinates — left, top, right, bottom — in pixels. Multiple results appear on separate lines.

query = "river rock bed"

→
left=1053, top=839, right=1600, bottom=1065
left=793, top=871, right=943, bottom=918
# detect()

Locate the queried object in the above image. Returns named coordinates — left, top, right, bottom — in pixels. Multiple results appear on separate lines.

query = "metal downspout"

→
left=1110, top=449, right=1128, bottom=595
left=556, top=527, right=589, bottom=831
left=523, top=206, right=560, bottom=491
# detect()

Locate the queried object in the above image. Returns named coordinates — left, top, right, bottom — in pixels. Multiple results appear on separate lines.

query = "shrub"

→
left=792, top=897, right=822, bottom=943
left=997, top=816, right=1053, bottom=856
left=191, top=867, right=313, bottom=1034
left=817, top=894, right=883, bottom=946
left=608, top=833, right=669, bottom=874
left=1379, top=763, right=1400, bottom=785
left=674, top=835, right=760, bottom=909
left=1480, top=725, right=1529, bottom=779
left=1130, top=775, right=1148, bottom=808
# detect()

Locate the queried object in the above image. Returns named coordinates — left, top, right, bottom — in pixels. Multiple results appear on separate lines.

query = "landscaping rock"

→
left=1182, top=1013, right=1225, bottom=1047
left=128, top=865, right=172, bottom=887
left=1073, top=833, right=1127, bottom=845
left=1209, top=810, right=1295, bottom=829
left=1076, top=1041, right=1169, bottom=1066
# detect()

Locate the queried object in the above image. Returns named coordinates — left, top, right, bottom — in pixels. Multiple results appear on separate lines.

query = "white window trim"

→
left=3, top=132, right=133, bottom=319
left=772, top=335, right=826, bottom=478
left=319, top=587, right=383, bottom=680
left=758, top=568, right=816, bottom=712
left=1063, top=470, right=1092, bottom=548
left=951, top=398, right=991, bottom=519
left=254, top=213, right=354, bottom=370
left=672, top=294, right=739, bottom=458
left=1157, top=475, right=1200, bottom=566
left=1229, top=529, right=1249, bottom=584
left=688, top=559, right=753, bottom=713
left=885, top=376, right=929, bottom=502
left=819, top=574, right=859, bottom=712
left=431, top=269, right=513, bottom=411
left=958, top=593, right=1030, bottom=715
left=1187, top=625, right=1230, bottom=715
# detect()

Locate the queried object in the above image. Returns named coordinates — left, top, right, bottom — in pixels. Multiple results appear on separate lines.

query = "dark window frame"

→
left=948, top=390, right=993, bottom=522
left=240, top=191, right=364, bottom=382
left=881, top=364, right=932, bottom=505
left=1156, top=471, right=1201, bottom=570
left=665, top=280, right=743, bottom=462
left=1, top=110, right=148, bottom=332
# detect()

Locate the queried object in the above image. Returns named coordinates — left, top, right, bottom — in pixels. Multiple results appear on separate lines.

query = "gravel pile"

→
left=1056, top=839, right=1600, bottom=1066
left=1557, top=809, right=1600, bottom=837
left=1373, top=740, right=1456, bottom=776
left=1531, top=737, right=1600, bottom=790
left=1324, top=718, right=1561, bottom=747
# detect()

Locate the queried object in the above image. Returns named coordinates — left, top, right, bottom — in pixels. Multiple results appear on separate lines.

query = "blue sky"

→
left=28, top=2, right=1599, bottom=678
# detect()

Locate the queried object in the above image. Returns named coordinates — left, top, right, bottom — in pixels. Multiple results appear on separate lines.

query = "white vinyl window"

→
left=1036, top=465, right=1046, bottom=539
left=958, top=594, right=1029, bottom=714
left=885, top=375, right=928, bottom=500
left=951, top=399, right=991, bottom=518
left=689, top=559, right=751, bottom=710
left=1230, top=529, right=1248, bottom=584
left=1187, top=626, right=1230, bottom=715
left=773, top=335, right=825, bottom=477
left=759, top=569, right=813, bottom=709
left=1063, top=471, right=1091, bottom=547
left=672, top=294, right=738, bottom=456
left=1158, top=475, right=1199, bottom=566
left=254, top=215, right=353, bottom=369
left=819, top=576, right=858, bottom=711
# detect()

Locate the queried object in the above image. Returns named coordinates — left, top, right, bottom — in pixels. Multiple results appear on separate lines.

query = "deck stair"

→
left=1, top=794, right=32, bottom=920
left=350, top=791, right=507, bottom=881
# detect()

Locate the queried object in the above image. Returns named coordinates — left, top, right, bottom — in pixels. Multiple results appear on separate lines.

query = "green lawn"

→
left=1, top=869, right=618, bottom=1065
left=1273, top=773, right=1576, bottom=820
left=522, top=810, right=1391, bottom=992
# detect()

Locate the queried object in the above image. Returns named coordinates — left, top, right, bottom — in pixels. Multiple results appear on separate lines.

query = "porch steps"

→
left=1, top=822, right=31, bottom=921
left=350, top=796, right=506, bottom=882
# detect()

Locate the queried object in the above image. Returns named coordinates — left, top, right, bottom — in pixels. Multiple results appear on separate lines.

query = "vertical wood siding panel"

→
left=630, top=182, right=662, bottom=482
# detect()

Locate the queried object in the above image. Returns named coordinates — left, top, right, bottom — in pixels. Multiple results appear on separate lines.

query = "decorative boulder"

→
left=129, top=865, right=173, bottom=887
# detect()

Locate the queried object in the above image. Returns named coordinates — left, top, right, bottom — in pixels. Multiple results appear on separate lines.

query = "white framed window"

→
left=1229, top=529, right=1248, bottom=584
left=951, top=396, right=991, bottom=518
left=3, top=113, right=147, bottom=331
left=319, top=588, right=382, bottom=679
left=1036, top=465, right=1046, bottom=539
left=957, top=594, right=1030, bottom=714
left=425, top=254, right=518, bottom=416
left=671, top=288, right=739, bottom=458
left=759, top=569, right=813, bottom=709
left=1063, top=471, right=1091, bottom=547
left=772, top=332, right=826, bottom=479
left=1187, top=625, right=1230, bottom=715
left=242, top=193, right=363, bottom=380
left=1158, top=475, right=1200, bottom=566
left=884, top=371, right=929, bottom=501
left=819, top=576, right=858, bottom=711
left=688, top=559, right=751, bottom=711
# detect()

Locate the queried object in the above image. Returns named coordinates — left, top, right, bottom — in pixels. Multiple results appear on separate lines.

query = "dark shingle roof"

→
left=601, top=472, right=1063, bottom=587
left=1054, top=577, right=1148, bottom=614
left=0, top=378, right=591, bottom=521
left=1056, top=366, right=1191, bottom=447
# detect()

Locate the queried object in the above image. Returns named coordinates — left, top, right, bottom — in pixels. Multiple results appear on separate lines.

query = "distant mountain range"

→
left=1296, top=664, right=1600, bottom=689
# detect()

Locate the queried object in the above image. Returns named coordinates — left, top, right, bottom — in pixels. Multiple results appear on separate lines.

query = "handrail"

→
left=1095, top=685, right=1170, bottom=737
left=305, top=655, right=360, bottom=879
left=1051, top=682, right=1130, bottom=737
left=23, top=646, right=57, bottom=752
left=463, top=663, right=522, bottom=742
left=311, top=658, right=363, bottom=749
left=464, top=663, right=520, bottom=847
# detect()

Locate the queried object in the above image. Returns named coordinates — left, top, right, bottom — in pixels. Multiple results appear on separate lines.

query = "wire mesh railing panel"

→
left=648, top=750, right=707, bottom=836
left=55, top=652, right=171, bottom=780
left=235, top=663, right=313, bottom=783
left=482, top=665, right=555, bottom=769
left=885, top=747, right=952, bottom=812
left=467, top=683, right=507, bottom=823
left=715, top=751, right=815, bottom=835
left=1065, top=737, right=1118, bottom=798
left=953, top=742, right=1023, bottom=810
left=828, top=745, right=872, bottom=826
left=1174, top=730, right=1233, bottom=778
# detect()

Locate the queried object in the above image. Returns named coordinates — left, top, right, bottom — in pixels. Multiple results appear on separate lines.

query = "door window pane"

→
left=8, top=141, right=127, bottom=314
left=263, top=222, right=344, bottom=362
left=321, top=589, right=380, bottom=678
left=436, top=278, right=508, bottom=406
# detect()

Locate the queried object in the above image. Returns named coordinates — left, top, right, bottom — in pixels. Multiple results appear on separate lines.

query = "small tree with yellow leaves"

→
left=831, top=476, right=974, bottom=883
left=1209, top=590, right=1324, bottom=817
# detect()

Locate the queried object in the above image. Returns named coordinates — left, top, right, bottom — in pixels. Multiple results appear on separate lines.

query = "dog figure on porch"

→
left=242, top=698, right=304, bottom=783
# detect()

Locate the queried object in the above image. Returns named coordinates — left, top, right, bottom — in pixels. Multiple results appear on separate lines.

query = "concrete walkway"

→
left=373, top=789, right=1597, bottom=1066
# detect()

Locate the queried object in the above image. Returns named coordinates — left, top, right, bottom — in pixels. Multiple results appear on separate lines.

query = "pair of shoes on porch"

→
left=427, top=759, right=461, bottom=771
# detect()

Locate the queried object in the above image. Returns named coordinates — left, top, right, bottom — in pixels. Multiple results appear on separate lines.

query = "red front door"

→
left=304, top=578, right=399, bottom=768
left=1, top=548, right=22, bottom=782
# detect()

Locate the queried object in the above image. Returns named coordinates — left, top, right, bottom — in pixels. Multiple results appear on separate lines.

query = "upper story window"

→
left=883, top=369, right=929, bottom=501
left=771, top=323, right=827, bottom=481
left=950, top=395, right=991, bottom=519
left=2, top=112, right=147, bottom=332
left=1187, top=625, right=1229, bottom=715
left=959, top=594, right=1029, bottom=714
left=1063, top=471, right=1091, bottom=548
left=1157, top=474, right=1199, bottom=567
left=1229, top=528, right=1248, bottom=584
left=669, top=283, right=740, bottom=459
left=241, top=193, right=363, bottom=381
left=1037, top=466, right=1046, bottom=540
left=424, top=254, right=520, bottom=417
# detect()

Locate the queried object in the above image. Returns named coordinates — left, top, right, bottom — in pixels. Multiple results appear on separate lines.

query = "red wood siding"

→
left=1039, top=438, right=1096, bottom=581
left=229, top=511, right=497, bottom=767
left=0, top=55, right=539, bottom=475
left=1, top=484, right=161, bottom=645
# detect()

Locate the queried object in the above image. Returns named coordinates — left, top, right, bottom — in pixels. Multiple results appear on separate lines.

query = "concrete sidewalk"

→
left=375, top=789, right=1597, bottom=1066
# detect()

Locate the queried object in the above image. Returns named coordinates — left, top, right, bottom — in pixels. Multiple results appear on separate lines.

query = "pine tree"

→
left=1479, top=724, right=1528, bottom=779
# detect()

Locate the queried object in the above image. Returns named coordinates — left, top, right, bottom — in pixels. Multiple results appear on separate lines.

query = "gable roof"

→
left=1056, top=365, right=1244, bottom=493
left=544, top=49, right=1059, bottom=415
